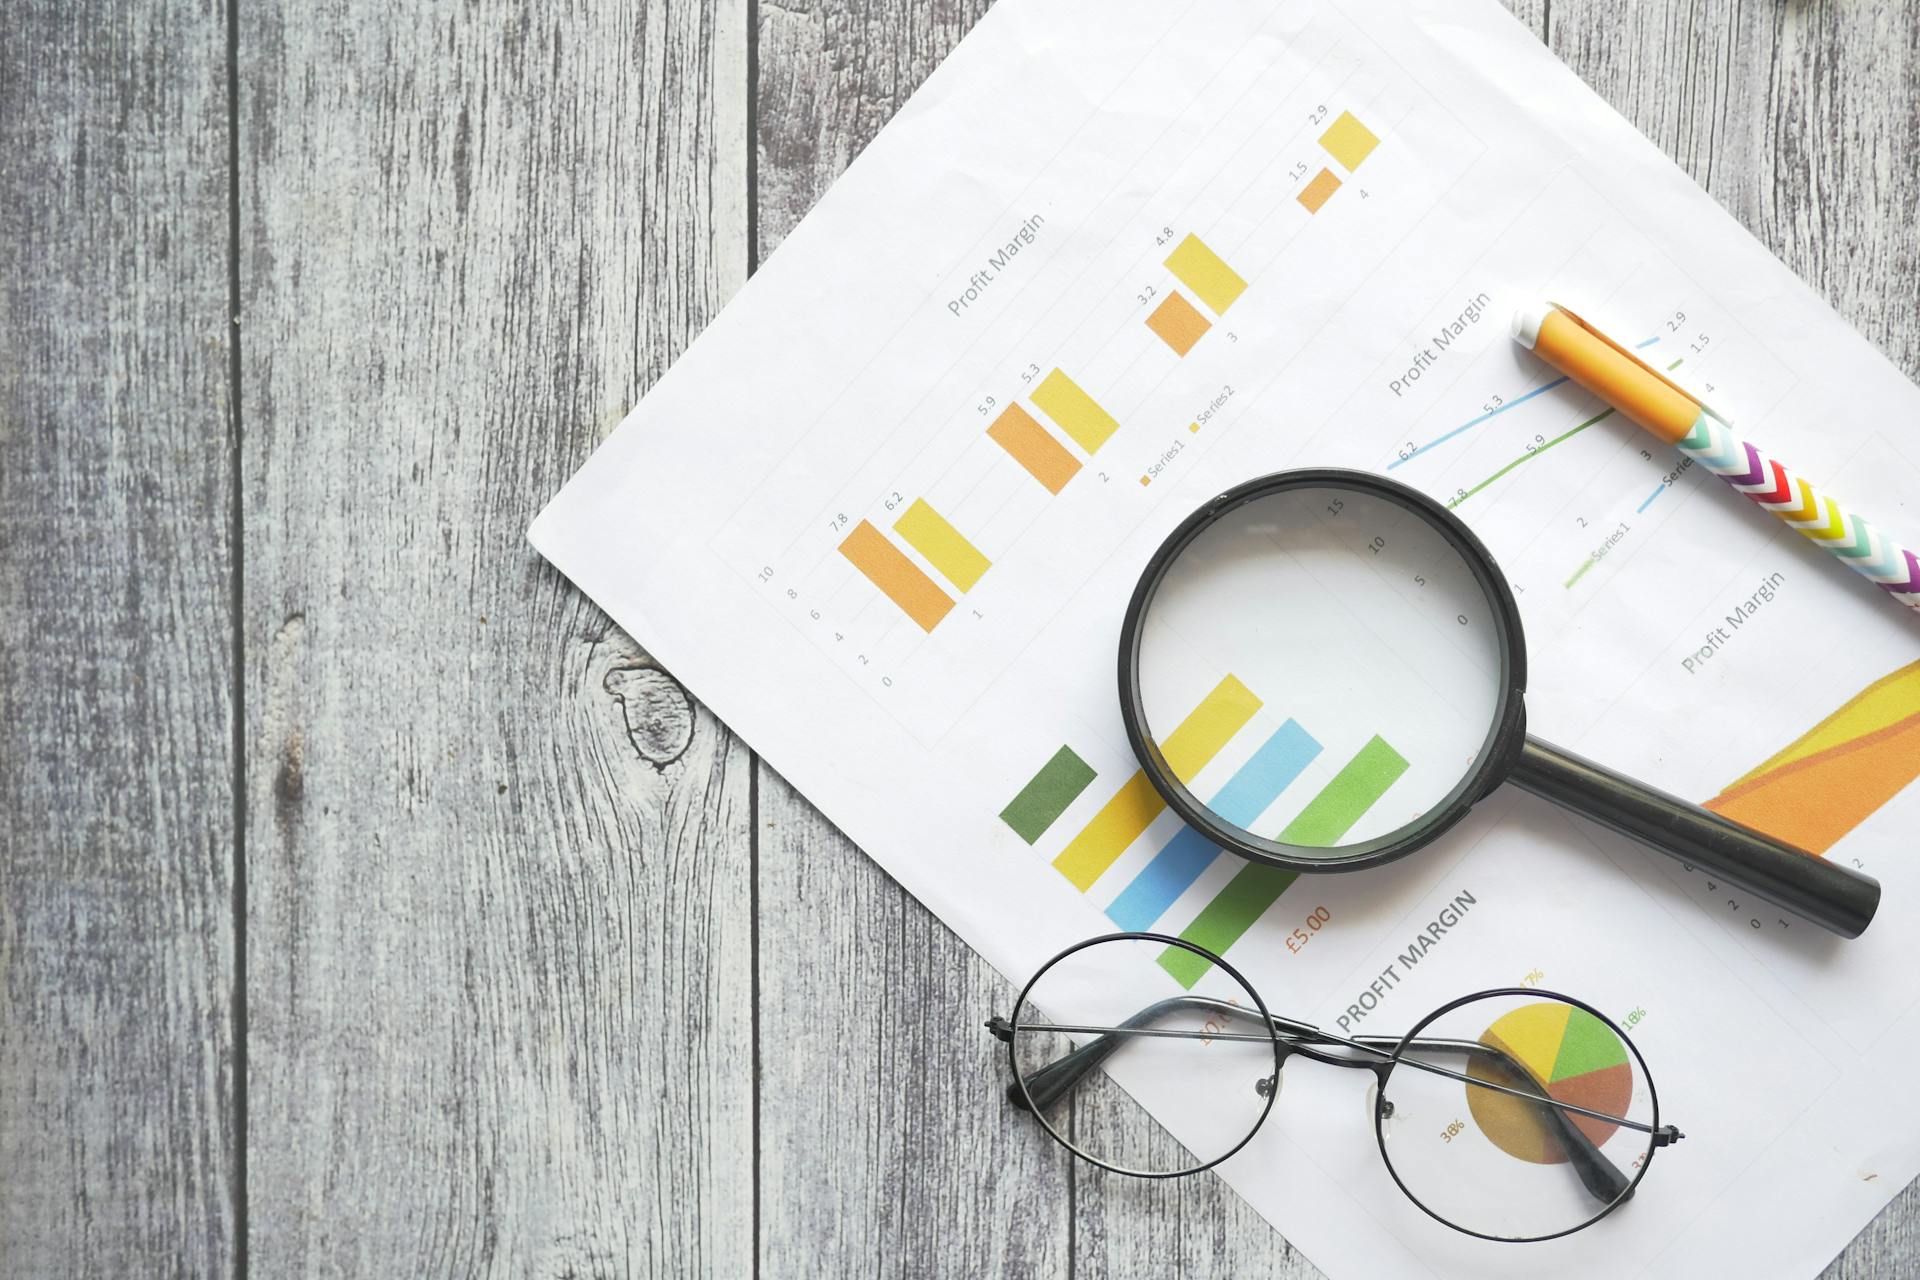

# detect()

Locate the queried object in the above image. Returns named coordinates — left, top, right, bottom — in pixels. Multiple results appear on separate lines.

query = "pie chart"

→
left=1464, top=1001, right=1632, bottom=1165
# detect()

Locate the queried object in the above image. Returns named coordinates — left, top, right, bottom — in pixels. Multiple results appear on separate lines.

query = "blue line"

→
left=1387, top=376, right=1569, bottom=470
left=1635, top=335, right=1661, bottom=349
left=1636, top=483, right=1666, bottom=514
left=1106, top=720, right=1321, bottom=931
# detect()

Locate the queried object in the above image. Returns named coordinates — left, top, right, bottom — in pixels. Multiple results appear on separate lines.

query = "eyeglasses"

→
left=987, top=932, right=1684, bottom=1243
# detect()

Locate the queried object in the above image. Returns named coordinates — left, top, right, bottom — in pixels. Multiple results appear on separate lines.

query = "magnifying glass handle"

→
left=1511, top=736, right=1881, bottom=939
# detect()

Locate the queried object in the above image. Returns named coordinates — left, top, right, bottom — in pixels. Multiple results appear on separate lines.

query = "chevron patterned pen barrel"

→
left=1677, top=413, right=1920, bottom=612
left=1515, top=302, right=1920, bottom=619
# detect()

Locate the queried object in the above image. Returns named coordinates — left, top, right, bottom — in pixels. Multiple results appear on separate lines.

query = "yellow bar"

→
left=838, top=519, right=954, bottom=632
left=1161, top=674, right=1262, bottom=780
left=1298, top=168, right=1341, bottom=214
left=1031, top=369, right=1120, bottom=453
left=1053, top=772, right=1164, bottom=891
left=1319, top=111, right=1379, bottom=171
left=1530, top=307, right=1699, bottom=444
left=1145, top=291, right=1212, bottom=356
left=1163, top=234, right=1247, bottom=315
left=893, top=499, right=990, bottom=592
left=1051, top=674, right=1262, bottom=890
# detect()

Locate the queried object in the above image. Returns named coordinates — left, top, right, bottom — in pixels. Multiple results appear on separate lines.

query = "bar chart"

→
left=702, top=23, right=1473, bottom=751
left=1296, top=109, right=1379, bottom=215
left=808, top=100, right=1394, bottom=643
left=838, top=363, right=1127, bottom=631
left=1002, top=675, right=1410, bottom=987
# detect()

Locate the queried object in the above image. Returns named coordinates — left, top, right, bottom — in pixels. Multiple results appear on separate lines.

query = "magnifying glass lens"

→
left=1137, top=484, right=1507, bottom=856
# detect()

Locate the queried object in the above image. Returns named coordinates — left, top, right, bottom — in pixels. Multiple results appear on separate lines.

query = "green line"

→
left=1160, top=736, right=1409, bottom=988
left=1564, top=557, right=1596, bottom=589
left=1000, top=746, right=1096, bottom=844
left=1666, top=357, right=1684, bottom=371
left=1446, top=409, right=1616, bottom=509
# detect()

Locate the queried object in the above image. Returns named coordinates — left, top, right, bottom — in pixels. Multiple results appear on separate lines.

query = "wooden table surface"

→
left=4, top=0, right=1918, bottom=1274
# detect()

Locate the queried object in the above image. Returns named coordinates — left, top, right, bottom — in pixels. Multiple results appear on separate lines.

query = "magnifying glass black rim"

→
left=1118, top=467, right=1530, bottom=873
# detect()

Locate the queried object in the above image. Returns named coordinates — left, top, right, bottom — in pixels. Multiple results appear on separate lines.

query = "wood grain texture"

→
left=238, top=0, right=753, bottom=1273
left=751, top=3, right=1072, bottom=1276
left=3, top=0, right=1917, bottom=1275
left=0, top=0, right=236, bottom=1273
left=1549, top=0, right=1920, bottom=381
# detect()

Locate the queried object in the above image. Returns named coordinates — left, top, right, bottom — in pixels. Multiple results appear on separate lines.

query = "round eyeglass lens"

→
left=1135, top=482, right=1506, bottom=859
left=1376, top=990, right=1656, bottom=1241
left=1010, top=935, right=1279, bottom=1177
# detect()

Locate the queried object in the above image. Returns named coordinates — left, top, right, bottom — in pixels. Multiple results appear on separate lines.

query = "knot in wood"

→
left=603, top=664, right=694, bottom=767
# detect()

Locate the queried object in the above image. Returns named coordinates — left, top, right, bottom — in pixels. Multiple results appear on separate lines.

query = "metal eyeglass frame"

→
left=987, top=932, right=1685, bottom=1244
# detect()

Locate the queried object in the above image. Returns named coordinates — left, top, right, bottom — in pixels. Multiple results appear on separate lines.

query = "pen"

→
left=1512, top=303, right=1920, bottom=614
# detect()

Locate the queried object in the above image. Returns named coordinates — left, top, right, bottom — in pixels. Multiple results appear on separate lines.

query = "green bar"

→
left=1281, top=735, right=1410, bottom=846
left=1159, top=865, right=1298, bottom=987
left=1000, top=746, right=1097, bottom=845
left=1159, top=735, right=1408, bottom=987
left=1564, top=557, right=1596, bottom=589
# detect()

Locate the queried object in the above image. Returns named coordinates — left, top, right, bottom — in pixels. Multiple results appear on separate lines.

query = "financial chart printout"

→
left=531, top=3, right=1920, bottom=1275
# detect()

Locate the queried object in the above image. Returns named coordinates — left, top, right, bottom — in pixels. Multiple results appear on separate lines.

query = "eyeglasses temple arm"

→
left=1394, top=1033, right=1634, bottom=1207
left=993, top=994, right=1255, bottom=1113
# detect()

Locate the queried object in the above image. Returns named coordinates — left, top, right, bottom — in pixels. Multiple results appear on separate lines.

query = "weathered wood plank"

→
left=239, top=1, right=754, bottom=1273
left=754, top=775, right=1072, bottom=1277
left=0, top=0, right=236, bottom=1272
left=751, top=2, right=1071, bottom=1276
left=1549, top=0, right=1920, bottom=381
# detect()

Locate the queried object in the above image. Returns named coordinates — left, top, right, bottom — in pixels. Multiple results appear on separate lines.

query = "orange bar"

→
left=1145, top=291, right=1211, bottom=356
left=1298, top=168, right=1341, bottom=214
left=987, top=403, right=1081, bottom=495
left=838, top=519, right=954, bottom=632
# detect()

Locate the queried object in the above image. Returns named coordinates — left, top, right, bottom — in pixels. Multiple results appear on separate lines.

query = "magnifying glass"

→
left=1119, top=469, right=1880, bottom=939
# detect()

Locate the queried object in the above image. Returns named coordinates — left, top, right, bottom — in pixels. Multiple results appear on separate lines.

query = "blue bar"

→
left=1106, top=720, right=1322, bottom=930
left=1636, top=482, right=1666, bottom=514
